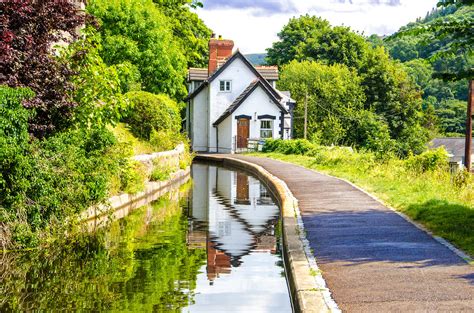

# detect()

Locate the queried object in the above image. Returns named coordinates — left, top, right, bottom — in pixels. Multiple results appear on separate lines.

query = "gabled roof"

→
left=430, top=138, right=474, bottom=158
left=213, top=79, right=288, bottom=126
left=185, top=51, right=282, bottom=101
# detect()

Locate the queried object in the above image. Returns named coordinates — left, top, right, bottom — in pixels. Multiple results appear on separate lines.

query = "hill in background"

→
left=245, top=53, right=267, bottom=66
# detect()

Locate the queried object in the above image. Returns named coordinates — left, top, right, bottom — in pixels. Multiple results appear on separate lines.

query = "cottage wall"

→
left=232, top=87, right=282, bottom=140
left=208, top=58, right=257, bottom=152
left=191, top=86, right=209, bottom=152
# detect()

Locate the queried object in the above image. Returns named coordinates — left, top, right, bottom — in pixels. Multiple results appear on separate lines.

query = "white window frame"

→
left=219, top=80, right=232, bottom=92
left=260, top=120, right=273, bottom=138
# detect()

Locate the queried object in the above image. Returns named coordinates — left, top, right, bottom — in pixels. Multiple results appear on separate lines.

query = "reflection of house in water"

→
left=187, top=164, right=280, bottom=282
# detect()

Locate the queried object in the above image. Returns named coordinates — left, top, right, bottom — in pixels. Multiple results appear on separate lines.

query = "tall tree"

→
left=0, top=1, right=85, bottom=137
left=153, top=0, right=212, bottom=68
left=88, top=0, right=187, bottom=99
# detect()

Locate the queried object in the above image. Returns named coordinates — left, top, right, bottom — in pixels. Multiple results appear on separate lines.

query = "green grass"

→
left=109, top=123, right=155, bottom=155
left=249, top=151, right=474, bottom=257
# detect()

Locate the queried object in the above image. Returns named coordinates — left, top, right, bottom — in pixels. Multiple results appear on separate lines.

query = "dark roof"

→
left=185, top=51, right=282, bottom=101
left=429, top=138, right=474, bottom=157
left=188, top=68, right=208, bottom=81
left=213, top=79, right=287, bottom=126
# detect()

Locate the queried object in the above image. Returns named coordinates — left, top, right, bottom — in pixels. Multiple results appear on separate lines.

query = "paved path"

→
left=231, top=155, right=474, bottom=312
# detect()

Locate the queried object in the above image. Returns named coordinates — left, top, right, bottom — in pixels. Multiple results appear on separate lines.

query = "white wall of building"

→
left=217, top=115, right=233, bottom=153
left=208, top=58, right=257, bottom=152
left=232, top=86, right=282, bottom=140
left=191, top=87, right=209, bottom=152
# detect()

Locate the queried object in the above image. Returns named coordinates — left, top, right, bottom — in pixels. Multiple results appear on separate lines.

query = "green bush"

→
left=125, top=91, right=181, bottom=140
left=405, top=148, right=449, bottom=173
left=262, top=139, right=316, bottom=155
left=0, top=87, right=143, bottom=249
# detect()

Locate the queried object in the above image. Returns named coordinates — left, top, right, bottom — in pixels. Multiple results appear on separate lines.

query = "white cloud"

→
left=195, top=0, right=438, bottom=53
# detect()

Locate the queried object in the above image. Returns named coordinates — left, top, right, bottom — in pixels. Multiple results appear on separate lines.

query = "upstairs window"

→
left=260, top=120, right=273, bottom=138
left=219, top=80, right=232, bottom=92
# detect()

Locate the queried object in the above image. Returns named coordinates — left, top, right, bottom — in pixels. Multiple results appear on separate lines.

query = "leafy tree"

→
left=88, top=0, right=187, bottom=99
left=61, top=26, right=128, bottom=129
left=359, top=47, right=428, bottom=155
left=0, top=1, right=85, bottom=137
left=302, top=25, right=369, bottom=70
left=387, top=2, right=473, bottom=80
left=278, top=60, right=366, bottom=145
left=153, top=0, right=212, bottom=68
left=266, top=15, right=331, bottom=66
left=436, top=99, right=467, bottom=133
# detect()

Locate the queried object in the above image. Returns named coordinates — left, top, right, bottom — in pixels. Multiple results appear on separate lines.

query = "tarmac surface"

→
left=230, top=155, right=474, bottom=312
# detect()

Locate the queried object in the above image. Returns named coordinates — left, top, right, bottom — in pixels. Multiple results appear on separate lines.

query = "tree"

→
left=269, top=15, right=428, bottom=154
left=88, top=0, right=187, bottom=99
left=62, top=26, right=129, bottom=129
left=0, top=1, right=85, bottom=137
left=359, top=47, right=428, bottom=155
left=153, top=0, right=212, bottom=68
left=266, top=15, right=331, bottom=66
left=278, top=60, right=366, bottom=145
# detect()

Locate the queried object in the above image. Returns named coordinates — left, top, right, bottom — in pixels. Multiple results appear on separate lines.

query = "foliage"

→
left=278, top=60, right=366, bottom=145
left=266, top=15, right=331, bottom=67
left=262, top=138, right=315, bottom=155
left=405, top=148, right=449, bottom=173
left=253, top=147, right=474, bottom=255
left=359, top=47, right=428, bottom=155
left=153, top=0, right=212, bottom=68
left=269, top=15, right=428, bottom=155
left=0, top=86, right=152, bottom=249
left=120, top=160, right=146, bottom=194
left=0, top=1, right=85, bottom=137
left=125, top=91, right=181, bottom=141
left=109, top=123, right=155, bottom=155
left=386, top=3, right=473, bottom=80
left=87, top=0, right=187, bottom=99
left=62, top=26, right=129, bottom=129
left=150, top=161, right=173, bottom=181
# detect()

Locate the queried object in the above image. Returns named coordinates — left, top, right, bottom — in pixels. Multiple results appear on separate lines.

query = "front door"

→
left=237, top=118, right=249, bottom=149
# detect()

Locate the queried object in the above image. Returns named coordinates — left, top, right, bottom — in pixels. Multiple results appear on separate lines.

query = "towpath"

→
left=228, top=155, right=473, bottom=312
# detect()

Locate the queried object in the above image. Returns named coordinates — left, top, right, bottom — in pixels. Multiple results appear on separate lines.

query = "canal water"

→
left=1, top=163, right=292, bottom=312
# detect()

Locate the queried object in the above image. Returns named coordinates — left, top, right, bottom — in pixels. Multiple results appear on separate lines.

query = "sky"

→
left=195, top=0, right=439, bottom=54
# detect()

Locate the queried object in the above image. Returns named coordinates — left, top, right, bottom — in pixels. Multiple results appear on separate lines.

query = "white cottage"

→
left=185, top=37, right=295, bottom=153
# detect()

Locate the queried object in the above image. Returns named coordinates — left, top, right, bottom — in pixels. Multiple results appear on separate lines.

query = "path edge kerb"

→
left=196, top=154, right=340, bottom=313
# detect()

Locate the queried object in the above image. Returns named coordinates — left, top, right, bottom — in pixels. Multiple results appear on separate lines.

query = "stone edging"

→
left=81, top=167, right=190, bottom=224
left=263, top=156, right=473, bottom=265
left=195, top=155, right=341, bottom=313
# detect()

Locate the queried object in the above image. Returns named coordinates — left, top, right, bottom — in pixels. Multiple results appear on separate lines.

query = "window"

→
left=260, top=120, right=273, bottom=138
left=219, top=80, right=231, bottom=92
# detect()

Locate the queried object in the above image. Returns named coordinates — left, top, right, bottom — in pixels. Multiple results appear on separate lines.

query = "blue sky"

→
left=195, top=0, right=438, bottom=53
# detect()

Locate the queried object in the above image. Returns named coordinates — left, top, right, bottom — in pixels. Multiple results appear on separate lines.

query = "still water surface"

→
left=1, top=163, right=292, bottom=312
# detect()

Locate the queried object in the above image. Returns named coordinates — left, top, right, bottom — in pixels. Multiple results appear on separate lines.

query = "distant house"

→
left=429, top=138, right=474, bottom=169
left=185, top=36, right=295, bottom=153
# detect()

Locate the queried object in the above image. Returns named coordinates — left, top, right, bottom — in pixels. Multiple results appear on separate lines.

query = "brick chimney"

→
left=208, top=35, right=234, bottom=75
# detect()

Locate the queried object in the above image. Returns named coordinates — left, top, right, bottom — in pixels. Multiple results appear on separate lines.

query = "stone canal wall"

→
left=195, top=154, right=335, bottom=313
left=81, top=144, right=190, bottom=226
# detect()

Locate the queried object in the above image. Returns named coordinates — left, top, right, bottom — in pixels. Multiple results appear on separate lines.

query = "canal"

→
left=1, top=163, right=293, bottom=312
